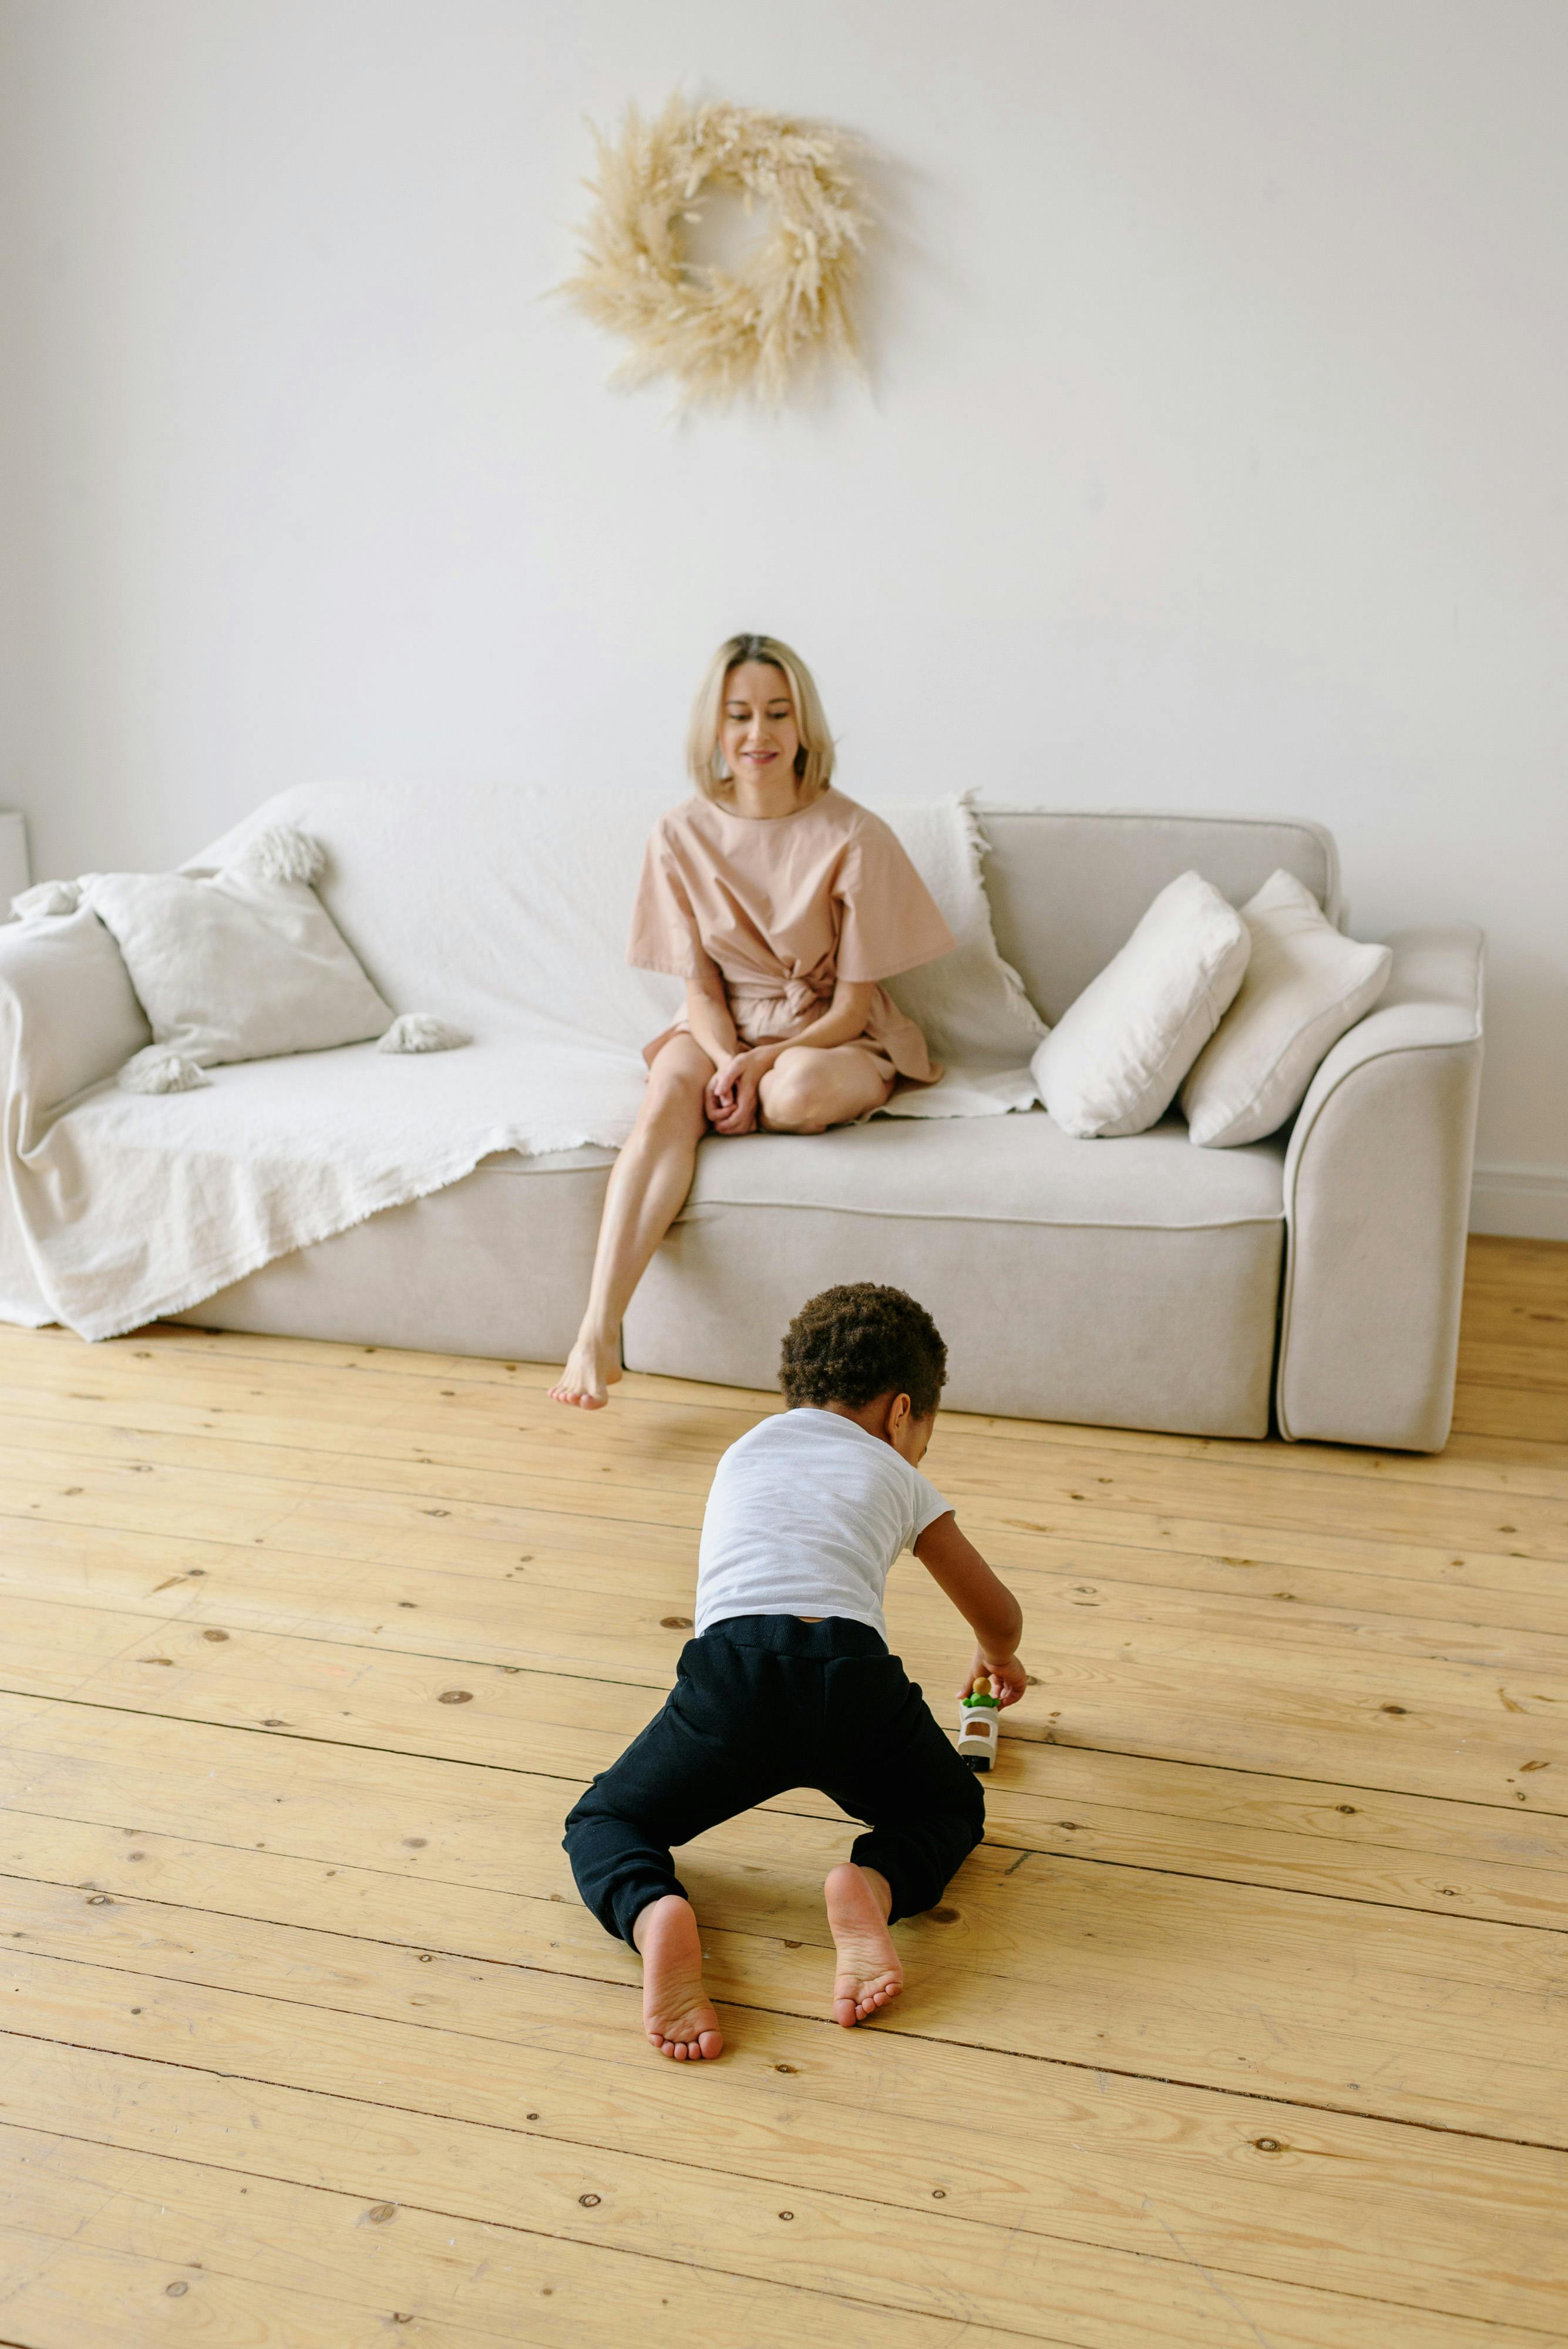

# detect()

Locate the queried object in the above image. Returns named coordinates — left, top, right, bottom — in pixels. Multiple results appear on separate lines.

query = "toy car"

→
left=957, top=1674, right=1000, bottom=1772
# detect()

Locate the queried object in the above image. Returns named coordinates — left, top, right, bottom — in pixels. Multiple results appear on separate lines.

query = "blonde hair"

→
left=687, top=633, right=836, bottom=803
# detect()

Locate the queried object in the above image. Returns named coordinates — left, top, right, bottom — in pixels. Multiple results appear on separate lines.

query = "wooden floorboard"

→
left=2, top=1230, right=1566, bottom=2346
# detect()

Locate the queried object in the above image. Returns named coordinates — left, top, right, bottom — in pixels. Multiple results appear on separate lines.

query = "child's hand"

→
left=957, top=1649, right=1029, bottom=1708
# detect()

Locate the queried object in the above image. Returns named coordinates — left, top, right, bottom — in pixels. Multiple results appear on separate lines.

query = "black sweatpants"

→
left=563, top=1614, right=985, bottom=1947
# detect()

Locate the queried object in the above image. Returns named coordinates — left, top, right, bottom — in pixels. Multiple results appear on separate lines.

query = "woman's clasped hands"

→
left=704, top=1045, right=776, bottom=1135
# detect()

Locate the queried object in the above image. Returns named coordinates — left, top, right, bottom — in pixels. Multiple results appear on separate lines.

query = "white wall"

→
left=3, top=0, right=1565, bottom=1230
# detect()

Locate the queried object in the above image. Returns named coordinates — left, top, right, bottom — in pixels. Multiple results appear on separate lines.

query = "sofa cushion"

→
left=1031, top=873, right=1252, bottom=1139
left=173, top=1145, right=617, bottom=1361
left=86, top=831, right=393, bottom=1083
left=682, top=1108, right=1285, bottom=1230
left=1180, top=870, right=1393, bottom=1147
left=624, top=1113, right=1286, bottom=1434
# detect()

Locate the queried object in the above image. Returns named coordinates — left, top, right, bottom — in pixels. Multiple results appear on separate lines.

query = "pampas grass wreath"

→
left=558, top=96, right=870, bottom=411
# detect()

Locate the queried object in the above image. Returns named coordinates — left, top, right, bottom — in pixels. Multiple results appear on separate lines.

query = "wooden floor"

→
left=1, top=1237, right=1566, bottom=2348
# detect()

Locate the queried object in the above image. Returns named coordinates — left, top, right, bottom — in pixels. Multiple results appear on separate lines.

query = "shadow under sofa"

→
left=172, top=810, right=1485, bottom=1453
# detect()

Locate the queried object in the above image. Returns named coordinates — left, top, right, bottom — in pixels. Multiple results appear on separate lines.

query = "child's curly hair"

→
left=779, top=1284, right=948, bottom=1420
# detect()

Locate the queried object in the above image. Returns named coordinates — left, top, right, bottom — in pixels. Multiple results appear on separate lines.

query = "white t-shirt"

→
left=695, top=1407, right=952, bottom=1643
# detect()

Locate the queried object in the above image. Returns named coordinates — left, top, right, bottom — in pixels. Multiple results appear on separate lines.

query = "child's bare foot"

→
left=825, top=1863, right=903, bottom=2028
left=632, top=1895, right=724, bottom=2061
left=549, top=1332, right=623, bottom=1410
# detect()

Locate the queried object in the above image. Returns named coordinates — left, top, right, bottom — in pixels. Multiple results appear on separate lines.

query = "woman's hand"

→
left=705, top=1048, right=773, bottom=1134
left=957, top=1647, right=1029, bottom=1708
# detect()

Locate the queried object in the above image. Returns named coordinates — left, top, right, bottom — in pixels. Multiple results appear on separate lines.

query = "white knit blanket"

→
left=0, top=784, right=1042, bottom=1340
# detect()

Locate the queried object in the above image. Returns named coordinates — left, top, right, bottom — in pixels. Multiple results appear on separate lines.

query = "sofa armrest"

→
left=0, top=910, right=152, bottom=1327
left=0, top=909, right=151, bottom=1138
left=1277, top=925, right=1483, bottom=1452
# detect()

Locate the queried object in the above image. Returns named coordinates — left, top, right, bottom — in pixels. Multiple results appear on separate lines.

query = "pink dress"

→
left=627, top=789, right=956, bottom=1084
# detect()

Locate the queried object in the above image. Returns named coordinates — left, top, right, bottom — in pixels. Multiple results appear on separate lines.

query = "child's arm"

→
left=913, top=1512, right=1028, bottom=1707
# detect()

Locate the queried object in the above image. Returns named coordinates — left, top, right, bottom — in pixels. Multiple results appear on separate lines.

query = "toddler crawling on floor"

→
left=563, top=1281, right=1028, bottom=2059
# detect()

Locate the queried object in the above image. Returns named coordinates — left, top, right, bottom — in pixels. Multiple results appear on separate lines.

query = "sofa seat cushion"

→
left=683, top=1110, right=1286, bottom=1230
left=173, top=1145, right=618, bottom=1359
left=623, top=1112, right=1287, bottom=1436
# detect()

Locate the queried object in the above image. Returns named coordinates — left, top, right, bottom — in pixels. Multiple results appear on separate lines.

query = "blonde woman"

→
left=551, top=634, right=955, bottom=1409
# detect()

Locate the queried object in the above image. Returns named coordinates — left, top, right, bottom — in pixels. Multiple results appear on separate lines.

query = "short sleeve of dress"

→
left=834, top=814, right=957, bottom=984
left=626, top=822, right=705, bottom=977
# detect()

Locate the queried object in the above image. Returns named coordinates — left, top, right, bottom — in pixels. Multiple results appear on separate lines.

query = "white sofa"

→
left=57, top=805, right=1480, bottom=1453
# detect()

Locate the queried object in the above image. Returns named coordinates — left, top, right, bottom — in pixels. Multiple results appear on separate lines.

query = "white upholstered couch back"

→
left=977, top=809, right=1342, bottom=1027
left=195, top=786, right=1344, bottom=1046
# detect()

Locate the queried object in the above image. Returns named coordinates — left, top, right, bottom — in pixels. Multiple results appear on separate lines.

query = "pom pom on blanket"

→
left=118, top=1046, right=211, bottom=1094
left=12, top=879, right=83, bottom=919
left=377, top=1013, right=471, bottom=1055
left=236, top=824, right=326, bottom=888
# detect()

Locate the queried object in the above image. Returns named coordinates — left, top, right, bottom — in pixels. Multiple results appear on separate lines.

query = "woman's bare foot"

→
left=549, top=1332, right=623, bottom=1410
left=825, top=1863, right=903, bottom=2028
left=632, top=1895, right=724, bottom=2061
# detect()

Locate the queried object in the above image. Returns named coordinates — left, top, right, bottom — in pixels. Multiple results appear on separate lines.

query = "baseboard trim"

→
left=1469, top=1161, right=1568, bottom=1242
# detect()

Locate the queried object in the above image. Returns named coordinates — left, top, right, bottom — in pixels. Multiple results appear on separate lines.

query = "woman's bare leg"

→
left=759, top=1044, right=895, bottom=1134
left=550, top=1036, right=714, bottom=1408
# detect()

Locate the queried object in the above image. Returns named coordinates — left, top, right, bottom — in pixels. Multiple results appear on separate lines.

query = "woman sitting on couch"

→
left=550, top=632, right=955, bottom=1409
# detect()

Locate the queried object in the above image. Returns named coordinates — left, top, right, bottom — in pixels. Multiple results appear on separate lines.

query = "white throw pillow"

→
left=1031, top=870, right=1250, bottom=1138
left=1180, top=869, right=1392, bottom=1147
left=84, top=826, right=394, bottom=1088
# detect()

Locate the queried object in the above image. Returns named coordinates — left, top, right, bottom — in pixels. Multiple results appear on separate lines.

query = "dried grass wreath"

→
left=558, top=96, right=870, bottom=411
